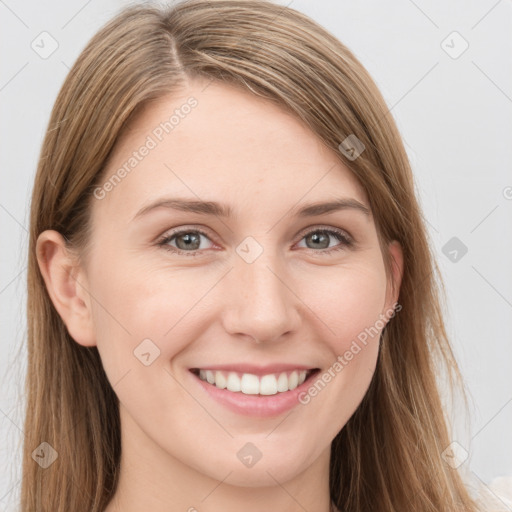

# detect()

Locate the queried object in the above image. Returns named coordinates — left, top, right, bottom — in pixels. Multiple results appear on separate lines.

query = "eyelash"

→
left=156, top=226, right=354, bottom=257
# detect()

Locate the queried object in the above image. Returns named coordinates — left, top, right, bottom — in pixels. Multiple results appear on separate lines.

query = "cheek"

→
left=301, top=261, right=388, bottom=353
left=294, top=266, right=387, bottom=432
left=87, top=250, right=212, bottom=373
left=87, top=262, right=195, bottom=418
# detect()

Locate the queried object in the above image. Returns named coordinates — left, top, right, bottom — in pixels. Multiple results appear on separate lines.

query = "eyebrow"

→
left=132, top=196, right=371, bottom=221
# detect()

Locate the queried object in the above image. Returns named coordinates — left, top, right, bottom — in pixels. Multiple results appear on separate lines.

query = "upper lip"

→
left=189, top=364, right=319, bottom=376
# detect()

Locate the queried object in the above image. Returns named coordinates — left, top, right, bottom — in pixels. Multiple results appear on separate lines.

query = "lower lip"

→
left=190, top=370, right=319, bottom=418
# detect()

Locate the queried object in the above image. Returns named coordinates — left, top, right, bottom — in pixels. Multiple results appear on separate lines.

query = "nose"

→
left=221, top=246, right=301, bottom=344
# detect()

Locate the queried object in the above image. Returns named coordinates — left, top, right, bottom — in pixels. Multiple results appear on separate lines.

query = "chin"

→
left=199, top=449, right=314, bottom=488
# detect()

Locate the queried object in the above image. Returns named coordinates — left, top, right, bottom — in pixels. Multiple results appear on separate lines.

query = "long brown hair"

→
left=22, top=1, right=478, bottom=510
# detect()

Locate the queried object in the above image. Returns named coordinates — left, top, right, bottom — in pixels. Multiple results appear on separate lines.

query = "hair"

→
left=21, top=0, right=479, bottom=510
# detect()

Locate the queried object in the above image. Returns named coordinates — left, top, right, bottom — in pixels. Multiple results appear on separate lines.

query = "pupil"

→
left=178, top=233, right=199, bottom=250
left=310, top=231, right=328, bottom=249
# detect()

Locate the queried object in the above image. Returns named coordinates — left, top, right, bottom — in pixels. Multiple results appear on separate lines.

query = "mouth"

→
left=189, top=367, right=321, bottom=396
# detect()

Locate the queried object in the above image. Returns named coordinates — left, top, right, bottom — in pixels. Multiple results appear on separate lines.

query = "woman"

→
left=21, top=1, right=490, bottom=510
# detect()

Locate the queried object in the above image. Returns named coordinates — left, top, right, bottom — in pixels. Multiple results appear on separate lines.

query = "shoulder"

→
left=469, top=474, right=512, bottom=511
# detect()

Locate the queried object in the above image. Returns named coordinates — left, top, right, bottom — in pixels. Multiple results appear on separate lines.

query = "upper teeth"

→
left=198, top=369, right=309, bottom=395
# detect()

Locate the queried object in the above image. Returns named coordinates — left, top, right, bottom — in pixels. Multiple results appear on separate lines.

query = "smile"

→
left=188, top=364, right=322, bottom=417
left=192, top=368, right=317, bottom=395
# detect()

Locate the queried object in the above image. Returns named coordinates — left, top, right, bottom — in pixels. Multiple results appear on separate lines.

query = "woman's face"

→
left=52, top=78, right=402, bottom=488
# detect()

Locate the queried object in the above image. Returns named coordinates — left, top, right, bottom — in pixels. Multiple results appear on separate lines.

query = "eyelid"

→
left=156, top=223, right=354, bottom=255
left=295, top=224, right=353, bottom=244
left=157, top=224, right=353, bottom=243
left=156, top=225, right=218, bottom=246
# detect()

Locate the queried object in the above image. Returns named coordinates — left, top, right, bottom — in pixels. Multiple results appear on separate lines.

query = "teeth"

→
left=260, top=374, right=277, bottom=395
left=241, top=374, right=259, bottom=394
left=215, top=371, right=227, bottom=389
left=277, top=372, right=288, bottom=392
left=226, top=372, right=241, bottom=392
left=197, top=369, right=310, bottom=395
left=289, top=370, right=299, bottom=390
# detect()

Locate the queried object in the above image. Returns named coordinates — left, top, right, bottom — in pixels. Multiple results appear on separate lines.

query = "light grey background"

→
left=1, top=0, right=511, bottom=509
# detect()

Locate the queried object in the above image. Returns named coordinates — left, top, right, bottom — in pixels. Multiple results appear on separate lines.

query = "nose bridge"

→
left=222, top=238, right=299, bottom=342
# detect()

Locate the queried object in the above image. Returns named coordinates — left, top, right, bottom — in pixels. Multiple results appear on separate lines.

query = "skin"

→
left=37, top=77, right=403, bottom=512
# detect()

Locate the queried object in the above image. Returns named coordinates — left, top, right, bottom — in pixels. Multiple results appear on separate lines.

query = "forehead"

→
left=93, top=79, right=369, bottom=223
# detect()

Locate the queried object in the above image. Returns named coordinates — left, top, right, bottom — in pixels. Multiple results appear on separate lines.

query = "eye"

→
left=295, top=227, right=353, bottom=254
left=157, top=228, right=215, bottom=257
left=156, top=226, right=353, bottom=257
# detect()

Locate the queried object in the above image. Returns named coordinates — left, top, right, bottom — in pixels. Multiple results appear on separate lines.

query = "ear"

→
left=383, top=240, right=403, bottom=316
left=36, top=230, right=96, bottom=347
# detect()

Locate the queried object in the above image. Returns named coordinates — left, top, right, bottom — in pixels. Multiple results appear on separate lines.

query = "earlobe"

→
left=36, top=230, right=97, bottom=347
